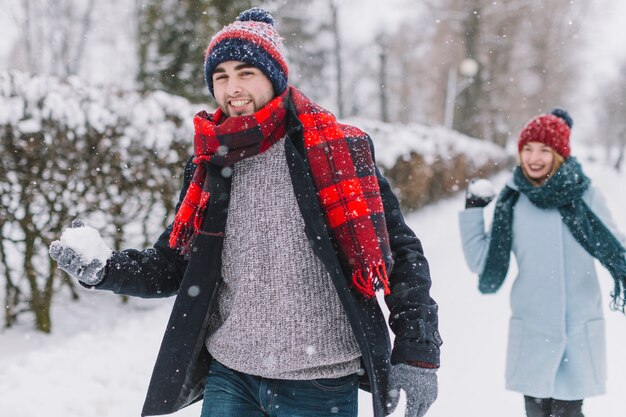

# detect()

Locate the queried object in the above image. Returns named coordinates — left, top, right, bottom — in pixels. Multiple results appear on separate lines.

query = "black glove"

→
left=465, top=179, right=495, bottom=209
left=386, top=364, right=438, bottom=417
left=465, top=194, right=493, bottom=209
left=49, top=219, right=110, bottom=285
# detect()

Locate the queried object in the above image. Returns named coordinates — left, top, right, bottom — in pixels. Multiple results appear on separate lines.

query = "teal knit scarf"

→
left=480, top=157, right=626, bottom=312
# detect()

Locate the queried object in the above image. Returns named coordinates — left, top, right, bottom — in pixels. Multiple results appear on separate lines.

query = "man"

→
left=49, top=7, right=441, bottom=417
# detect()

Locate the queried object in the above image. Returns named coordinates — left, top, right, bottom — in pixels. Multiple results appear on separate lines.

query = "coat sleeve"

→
left=367, top=138, right=442, bottom=367
left=90, top=157, right=196, bottom=298
left=458, top=208, right=490, bottom=274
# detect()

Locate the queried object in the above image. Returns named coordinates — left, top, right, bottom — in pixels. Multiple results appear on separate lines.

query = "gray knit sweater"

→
left=205, top=138, right=361, bottom=380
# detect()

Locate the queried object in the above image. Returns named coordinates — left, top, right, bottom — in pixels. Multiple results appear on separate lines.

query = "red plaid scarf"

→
left=169, top=87, right=392, bottom=298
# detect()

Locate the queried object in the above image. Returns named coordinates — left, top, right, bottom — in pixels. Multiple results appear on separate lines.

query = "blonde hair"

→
left=519, top=150, right=565, bottom=186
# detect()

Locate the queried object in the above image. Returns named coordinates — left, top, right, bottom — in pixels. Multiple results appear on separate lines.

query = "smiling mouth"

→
left=229, top=99, right=252, bottom=108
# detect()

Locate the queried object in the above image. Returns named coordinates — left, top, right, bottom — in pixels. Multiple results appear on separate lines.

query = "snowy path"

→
left=0, top=161, right=624, bottom=417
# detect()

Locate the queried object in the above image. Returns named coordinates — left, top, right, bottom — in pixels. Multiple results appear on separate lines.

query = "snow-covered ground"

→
left=0, top=157, right=624, bottom=417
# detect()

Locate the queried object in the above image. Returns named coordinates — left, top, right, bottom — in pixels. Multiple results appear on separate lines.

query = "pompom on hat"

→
left=204, top=8, right=288, bottom=97
left=518, top=108, right=573, bottom=158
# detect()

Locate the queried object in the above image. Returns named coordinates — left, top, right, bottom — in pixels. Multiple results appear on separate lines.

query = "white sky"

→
left=566, top=0, right=626, bottom=141
left=339, top=0, right=421, bottom=43
left=0, top=0, right=625, bottom=139
left=0, top=3, right=19, bottom=63
left=581, top=0, right=626, bottom=79
left=1, top=1, right=624, bottom=82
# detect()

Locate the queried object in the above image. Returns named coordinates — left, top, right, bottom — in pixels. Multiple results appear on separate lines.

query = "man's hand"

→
left=465, top=178, right=495, bottom=209
left=386, top=364, right=437, bottom=417
left=49, top=220, right=111, bottom=285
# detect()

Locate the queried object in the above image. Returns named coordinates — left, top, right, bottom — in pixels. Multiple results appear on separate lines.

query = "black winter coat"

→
left=94, top=106, right=441, bottom=417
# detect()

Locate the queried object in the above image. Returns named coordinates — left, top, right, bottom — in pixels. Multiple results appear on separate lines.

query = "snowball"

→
left=468, top=179, right=496, bottom=199
left=59, top=226, right=112, bottom=264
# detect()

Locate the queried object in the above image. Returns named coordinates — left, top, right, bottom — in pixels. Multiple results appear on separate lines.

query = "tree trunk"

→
left=33, top=299, right=52, bottom=333
left=378, top=36, right=389, bottom=123
left=615, top=138, right=625, bottom=172
left=330, top=0, right=344, bottom=118
left=68, top=0, right=96, bottom=75
left=1, top=234, right=20, bottom=328
left=455, top=0, right=483, bottom=139
left=24, top=229, right=52, bottom=333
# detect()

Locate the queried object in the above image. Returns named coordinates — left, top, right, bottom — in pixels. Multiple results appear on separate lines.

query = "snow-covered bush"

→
left=354, top=118, right=511, bottom=210
left=0, top=71, right=196, bottom=331
left=0, top=71, right=509, bottom=333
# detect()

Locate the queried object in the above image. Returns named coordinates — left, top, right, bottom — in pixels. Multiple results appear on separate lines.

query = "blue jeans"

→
left=200, top=360, right=358, bottom=417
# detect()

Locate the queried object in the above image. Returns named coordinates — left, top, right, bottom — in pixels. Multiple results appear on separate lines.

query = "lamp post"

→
left=377, top=33, right=389, bottom=123
left=444, top=58, right=479, bottom=129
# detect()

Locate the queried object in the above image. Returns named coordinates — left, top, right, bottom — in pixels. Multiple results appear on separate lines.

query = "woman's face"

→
left=520, top=141, right=555, bottom=181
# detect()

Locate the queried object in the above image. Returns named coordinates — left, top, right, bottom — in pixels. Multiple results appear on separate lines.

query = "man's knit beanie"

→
left=518, top=108, right=573, bottom=159
left=204, top=8, right=288, bottom=97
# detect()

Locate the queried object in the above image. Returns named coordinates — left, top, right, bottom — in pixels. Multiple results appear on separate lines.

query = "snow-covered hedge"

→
left=0, top=71, right=197, bottom=331
left=0, top=71, right=509, bottom=332
left=352, top=118, right=511, bottom=210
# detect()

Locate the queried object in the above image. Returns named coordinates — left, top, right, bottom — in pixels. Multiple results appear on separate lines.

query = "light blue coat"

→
left=459, top=178, right=625, bottom=400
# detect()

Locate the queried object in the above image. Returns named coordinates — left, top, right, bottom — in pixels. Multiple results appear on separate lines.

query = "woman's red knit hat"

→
left=518, top=108, right=573, bottom=158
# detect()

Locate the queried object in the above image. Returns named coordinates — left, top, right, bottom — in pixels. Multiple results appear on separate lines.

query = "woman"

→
left=458, top=108, right=626, bottom=417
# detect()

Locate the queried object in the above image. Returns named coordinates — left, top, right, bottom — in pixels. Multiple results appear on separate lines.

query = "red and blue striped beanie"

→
left=204, top=8, right=288, bottom=97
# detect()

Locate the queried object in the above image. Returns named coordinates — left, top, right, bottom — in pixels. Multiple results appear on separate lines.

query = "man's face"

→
left=212, top=61, right=275, bottom=117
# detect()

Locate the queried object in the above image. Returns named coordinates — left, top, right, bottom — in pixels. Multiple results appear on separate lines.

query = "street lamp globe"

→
left=459, top=58, right=479, bottom=78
